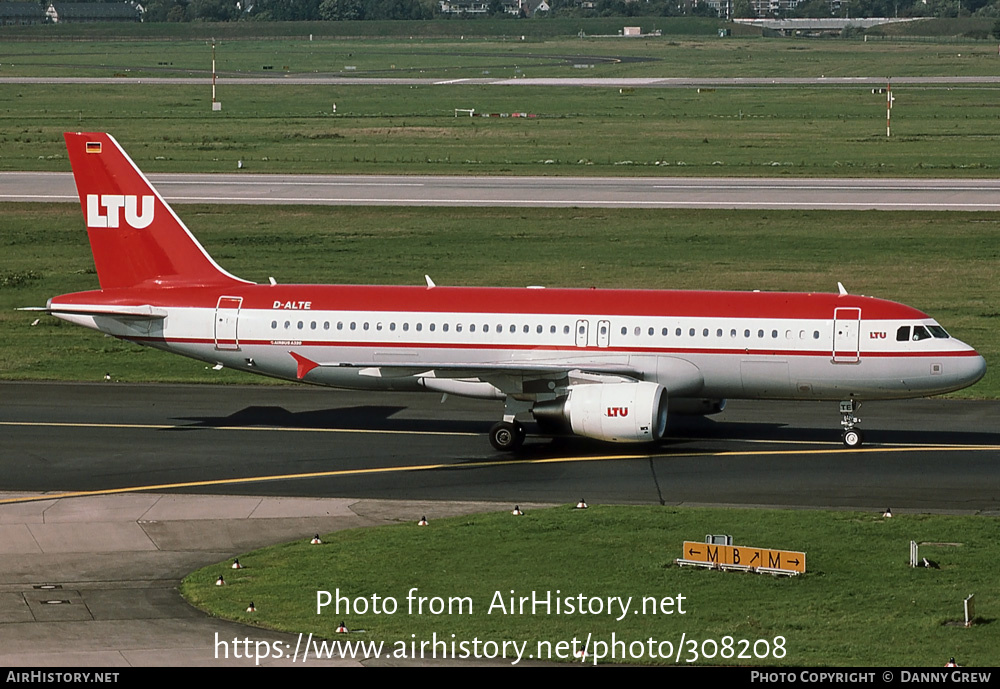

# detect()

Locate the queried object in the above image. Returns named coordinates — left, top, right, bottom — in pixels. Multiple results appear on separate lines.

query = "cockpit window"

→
left=896, top=326, right=910, bottom=342
left=928, top=325, right=950, bottom=339
left=911, top=325, right=932, bottom=341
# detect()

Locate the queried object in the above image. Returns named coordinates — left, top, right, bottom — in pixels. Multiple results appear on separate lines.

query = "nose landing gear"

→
left=840, top=400, right=863, bottom=448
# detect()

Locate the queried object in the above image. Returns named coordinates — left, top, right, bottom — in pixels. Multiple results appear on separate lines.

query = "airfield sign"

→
left=681, top=541, right=806, bottom=574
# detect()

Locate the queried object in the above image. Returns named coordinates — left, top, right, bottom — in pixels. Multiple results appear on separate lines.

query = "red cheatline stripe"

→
left=121, top=335, right=979, bottom=359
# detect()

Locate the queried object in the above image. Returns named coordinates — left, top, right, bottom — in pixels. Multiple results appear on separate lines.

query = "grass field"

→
left=5, top=82, right=1000, bottom=176
left=4, top=34, right=1000, bottom=79
left=2, top=204, right=995, bottom=396
left=181, top=504, right=1000, bottom=666
left=6, top=28, right=1000, bottom=177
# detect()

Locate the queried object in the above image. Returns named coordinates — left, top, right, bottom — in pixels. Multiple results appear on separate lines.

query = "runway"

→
left=3, top=382, right=998, bottom=512
left=5, top=172, right=1000, bottom=210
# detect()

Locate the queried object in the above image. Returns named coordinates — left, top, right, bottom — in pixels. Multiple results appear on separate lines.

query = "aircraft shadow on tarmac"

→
left=171, top=404, right=486, bottom=435
left=167, top=404, right=1000, bottom=458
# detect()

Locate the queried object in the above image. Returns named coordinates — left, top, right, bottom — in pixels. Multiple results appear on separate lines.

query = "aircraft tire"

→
left=842, top=429, right=864, bottom=448
left=490, top=421, right=525, bottom=452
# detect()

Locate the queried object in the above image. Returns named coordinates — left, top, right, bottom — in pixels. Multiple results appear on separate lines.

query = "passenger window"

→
left=271, top=321, right=277, bottom=329
left=662, top=328, right=669, bottom=336
left=896, top=326, right=910, bottom=342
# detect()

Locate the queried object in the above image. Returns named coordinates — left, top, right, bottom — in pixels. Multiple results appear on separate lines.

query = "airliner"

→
left=38, top=132, right=986, bottom=451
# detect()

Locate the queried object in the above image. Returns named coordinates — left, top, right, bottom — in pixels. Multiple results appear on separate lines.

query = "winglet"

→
left=289, top=352, right=320, bottom=379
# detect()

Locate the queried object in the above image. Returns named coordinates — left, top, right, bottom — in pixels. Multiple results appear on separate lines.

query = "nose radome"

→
left=952, top=353, right=987, bottom=390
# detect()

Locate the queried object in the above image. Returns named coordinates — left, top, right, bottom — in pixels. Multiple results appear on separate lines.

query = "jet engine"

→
left=532, top=382, right=668, bottom=443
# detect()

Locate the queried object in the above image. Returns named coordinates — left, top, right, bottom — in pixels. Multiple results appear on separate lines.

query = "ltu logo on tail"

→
left=86, top=195, right=154, bottom=229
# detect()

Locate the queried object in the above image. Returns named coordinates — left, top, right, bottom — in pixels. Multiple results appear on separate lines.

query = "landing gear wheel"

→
left=842, top=429, right=864, bottom=448
left=489, top=421, right=525, bottom=452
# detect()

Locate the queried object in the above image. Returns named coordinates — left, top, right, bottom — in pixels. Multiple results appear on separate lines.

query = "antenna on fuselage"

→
left=837, top=282, right=849, bottom=296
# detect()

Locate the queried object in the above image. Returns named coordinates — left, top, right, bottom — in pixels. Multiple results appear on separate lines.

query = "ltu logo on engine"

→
left=86, top=194, right=154, bottom=229
left=606, top=407, right=629, bottom=417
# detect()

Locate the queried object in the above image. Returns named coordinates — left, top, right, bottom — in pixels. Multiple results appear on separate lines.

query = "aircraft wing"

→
left=286, top=351, right=704, bottom=399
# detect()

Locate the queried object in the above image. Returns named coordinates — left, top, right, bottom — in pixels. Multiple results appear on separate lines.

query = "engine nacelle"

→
left=533, top=382, right=668, bottom=443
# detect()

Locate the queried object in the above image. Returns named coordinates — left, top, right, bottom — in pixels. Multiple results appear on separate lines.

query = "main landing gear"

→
left=839, top=400, right=863, bottom=448
left=489, top=421, right=525, bottom=452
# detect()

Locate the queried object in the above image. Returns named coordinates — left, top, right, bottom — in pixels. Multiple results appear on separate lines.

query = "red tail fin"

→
left=64, top=132, right=250, bottom=289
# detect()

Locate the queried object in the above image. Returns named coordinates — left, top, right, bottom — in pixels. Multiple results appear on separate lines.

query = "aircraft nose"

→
left=951, top=352, right=987, bottom=390
left=966, top=353, right=987, bottom=387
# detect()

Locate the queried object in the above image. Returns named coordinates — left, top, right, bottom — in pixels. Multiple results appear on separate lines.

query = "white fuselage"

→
left=53, top=288, right=986, bottom=403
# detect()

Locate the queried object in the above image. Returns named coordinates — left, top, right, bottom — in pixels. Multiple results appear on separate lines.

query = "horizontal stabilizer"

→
left=38, top=304, right=167, bottom=319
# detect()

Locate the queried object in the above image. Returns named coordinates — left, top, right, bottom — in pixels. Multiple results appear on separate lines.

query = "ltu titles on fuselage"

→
left=488, top=590, right=686, bottom=621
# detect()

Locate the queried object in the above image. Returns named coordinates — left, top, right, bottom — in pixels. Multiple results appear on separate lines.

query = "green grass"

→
left=2, top=204, right=996, bottom=396
left=6, top=82, right=1000, bottom=176
left=181, top=504, right=1000, bottom=666
left=4, top=33, right=1000, bottom=80
left=7, top=32, right=1000, bottom=177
